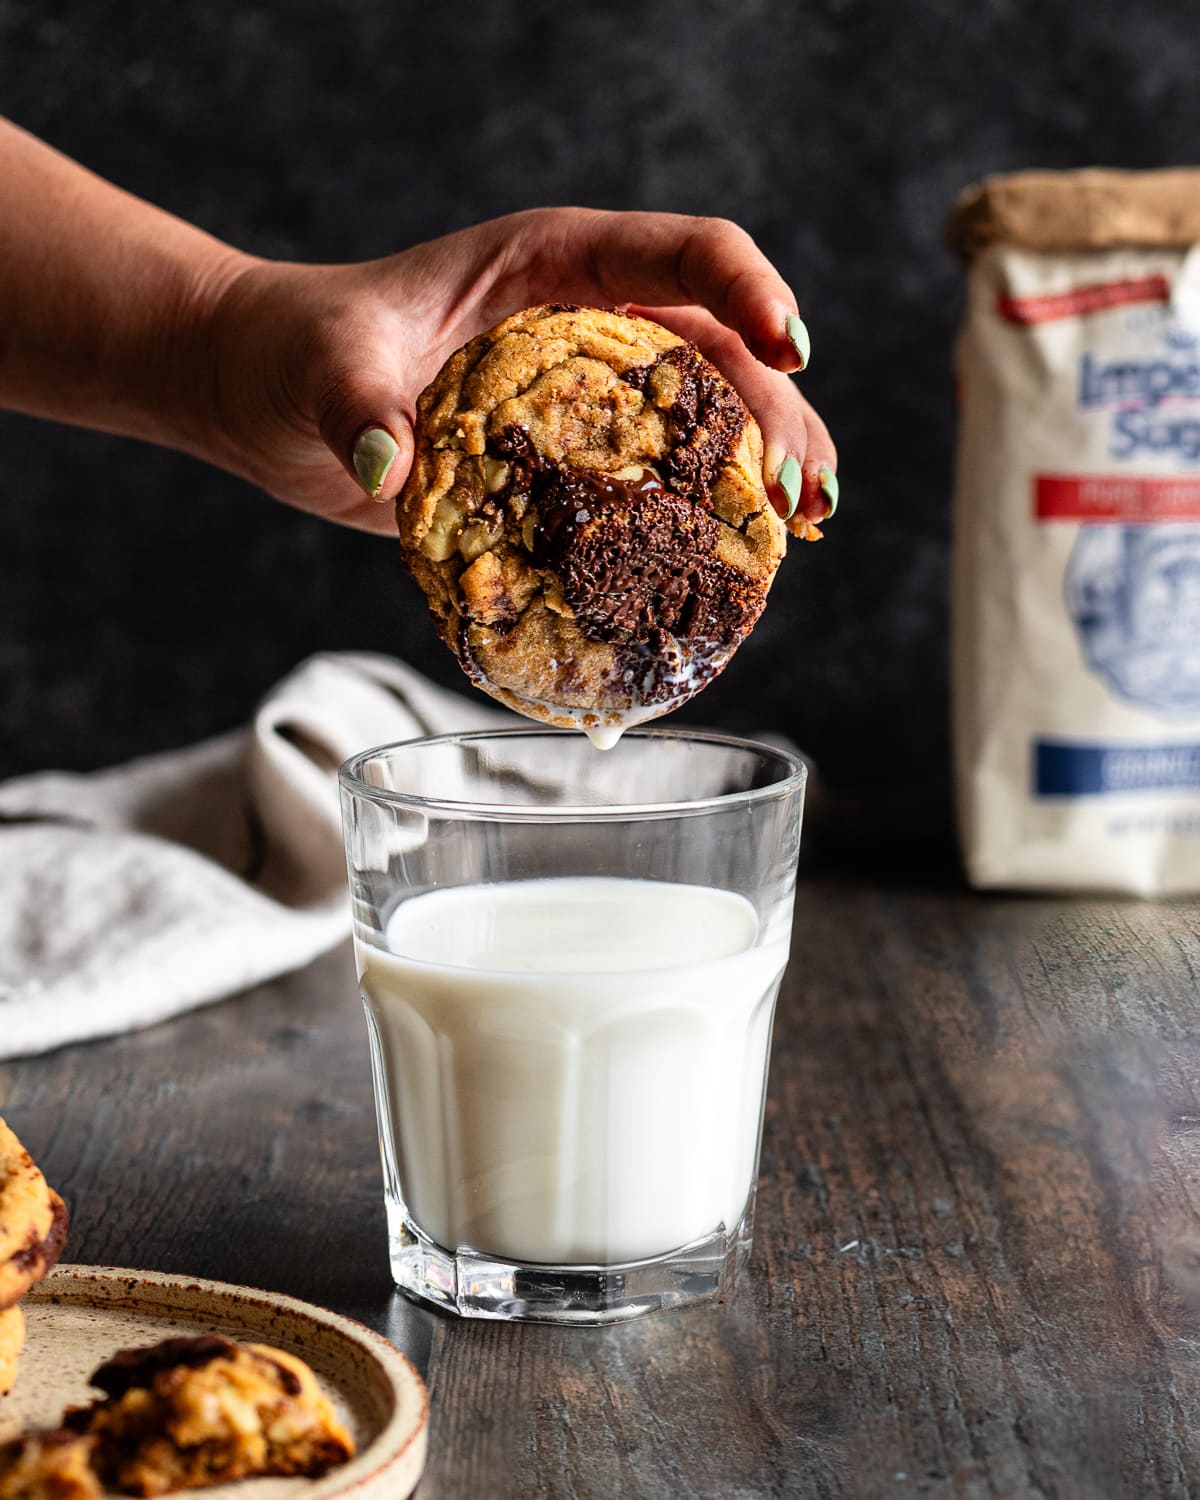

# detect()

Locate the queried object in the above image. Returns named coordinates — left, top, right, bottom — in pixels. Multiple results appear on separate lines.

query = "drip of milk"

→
left=357, top=877, right=789, bottom=1266
left=584, top=721, right=625, bottom=751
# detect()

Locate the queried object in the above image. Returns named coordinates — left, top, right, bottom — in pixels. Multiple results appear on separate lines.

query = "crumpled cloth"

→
left=0, top=653, right=510, bottom=1060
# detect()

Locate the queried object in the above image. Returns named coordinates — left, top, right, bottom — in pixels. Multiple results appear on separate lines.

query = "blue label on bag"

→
left=1034, top=737, right=1200, bottom=796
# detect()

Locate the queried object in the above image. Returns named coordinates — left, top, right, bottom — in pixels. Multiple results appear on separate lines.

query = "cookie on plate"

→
left=397, top=303, right=802, bottom=743
left=0, top=1307, right=25, bottom=1399
left=68, top=1334, right=354, bottom=1495
left=0, top=1118, right=68, bottom=1313
left=0, top=1428, right=100, bottom=1500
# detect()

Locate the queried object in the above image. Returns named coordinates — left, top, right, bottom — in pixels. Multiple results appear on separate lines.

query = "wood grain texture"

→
left=2, top=878, right=1199, bottom=1499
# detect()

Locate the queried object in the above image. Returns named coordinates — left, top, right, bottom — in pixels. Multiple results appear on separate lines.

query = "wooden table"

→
left=3, top=872, right=1199, bottom=1498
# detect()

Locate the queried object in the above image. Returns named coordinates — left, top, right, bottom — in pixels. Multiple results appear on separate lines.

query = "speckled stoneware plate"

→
left=1, top=1265, right=428, bottom=1498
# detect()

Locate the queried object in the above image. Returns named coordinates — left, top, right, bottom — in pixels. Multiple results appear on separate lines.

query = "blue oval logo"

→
left=1066, top=525, right=1200, bottom=714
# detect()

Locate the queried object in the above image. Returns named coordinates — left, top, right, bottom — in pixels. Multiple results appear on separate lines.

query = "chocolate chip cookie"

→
left=0, top=1119, right=67, bottom=1313
left=397, top=304, right=790, bottom=742
left=66, top=1335, right=354, bottom=1494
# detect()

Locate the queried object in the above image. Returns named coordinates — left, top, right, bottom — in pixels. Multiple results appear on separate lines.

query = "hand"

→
left=202, top=209, right=837, bottom=536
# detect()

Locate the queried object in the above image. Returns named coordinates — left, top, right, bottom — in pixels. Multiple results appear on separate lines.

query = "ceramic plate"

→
left=1, top=1265, right=427, bottom=1498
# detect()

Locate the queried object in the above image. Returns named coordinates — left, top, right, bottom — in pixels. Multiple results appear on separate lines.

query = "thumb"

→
left=313, top=357, right=416, bottom=505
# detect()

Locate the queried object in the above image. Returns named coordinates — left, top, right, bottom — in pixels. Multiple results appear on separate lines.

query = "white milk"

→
left=356, top=877, right=789, bottom=1266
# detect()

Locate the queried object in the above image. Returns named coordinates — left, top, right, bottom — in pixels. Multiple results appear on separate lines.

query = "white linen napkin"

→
left=0, top=653, right=511, bottom=1060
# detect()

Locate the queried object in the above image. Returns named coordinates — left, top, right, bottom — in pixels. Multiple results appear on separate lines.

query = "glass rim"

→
left=338, top=726, right=807, bottom=821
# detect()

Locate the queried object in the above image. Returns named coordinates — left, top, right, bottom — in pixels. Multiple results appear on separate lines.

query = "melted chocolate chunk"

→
left=455, top=616, right=488, bottom=685
left=491, top=422, right=540, bottom=478
left=490, top=426, right=761, bottom=651
left=8, top=1193, right=68, bottom=1279
left=91, top=1336, right=240, bottom=1396
left=621, top=346, right=748, bottom=500
left=532, top=468, right=712, bottom=641
left=533, top=466, right=758, bottom=648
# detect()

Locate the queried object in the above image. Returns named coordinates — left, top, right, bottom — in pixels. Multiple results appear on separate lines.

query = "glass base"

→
left=386, top=1193, right=756, bottom=1325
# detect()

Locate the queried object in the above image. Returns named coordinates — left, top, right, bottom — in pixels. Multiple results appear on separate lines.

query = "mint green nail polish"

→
left=785, top=314, right=811, bottom=371
left=777, top=455, right=802, bottom=519
left=818, top=464, right=839, bottom=519
left=353, top=427, right=399, bottom=497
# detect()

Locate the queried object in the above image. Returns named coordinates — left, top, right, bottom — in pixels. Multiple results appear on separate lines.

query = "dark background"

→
left=2, top=0, right=1198, bottom=825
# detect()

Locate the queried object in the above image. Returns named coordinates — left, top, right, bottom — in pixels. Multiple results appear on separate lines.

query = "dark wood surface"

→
left=3, top=873, right=1199, bottom=1499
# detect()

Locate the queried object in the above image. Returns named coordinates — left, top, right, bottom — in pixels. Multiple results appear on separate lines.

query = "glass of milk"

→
left=338, top=728, right=805, bottom=1324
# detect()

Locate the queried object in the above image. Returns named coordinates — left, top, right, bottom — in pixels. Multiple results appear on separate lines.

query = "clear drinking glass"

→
left=338, top=728, right=805, bottom=1324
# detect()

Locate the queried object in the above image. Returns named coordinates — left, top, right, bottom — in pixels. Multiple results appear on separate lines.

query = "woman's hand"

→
left=203, top=209, right=838, bottom=536
left=0, top=123, right=835, bottom=535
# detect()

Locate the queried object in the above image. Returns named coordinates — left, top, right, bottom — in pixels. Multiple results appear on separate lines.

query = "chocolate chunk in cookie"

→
left=397, top=304, right=789, bottom=743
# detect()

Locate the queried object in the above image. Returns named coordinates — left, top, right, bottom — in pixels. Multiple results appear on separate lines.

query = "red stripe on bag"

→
left=1035, top=473, right=1200, bottom=522
left=997, top=275, right=1171, bottom=325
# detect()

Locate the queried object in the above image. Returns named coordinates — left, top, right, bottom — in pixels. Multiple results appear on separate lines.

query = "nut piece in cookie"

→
left=0, top=1428, right=100, bottom=1500
left=0, top=1306, right=25, bottom=1398
left=0, top=1117, right=68, bottom=1312
left=398, top=304, right=789, bottom=745
left=68, top=1334, right=355, bottom=1495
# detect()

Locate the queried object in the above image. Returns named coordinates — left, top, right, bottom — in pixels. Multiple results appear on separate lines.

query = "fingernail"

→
left=818, top=464, right=839, bottom=519
left=785, top=314, right=811, bottom=371
left=353, top=427, right=398, bottom=498
left=776, top=455, right=803, bottom=520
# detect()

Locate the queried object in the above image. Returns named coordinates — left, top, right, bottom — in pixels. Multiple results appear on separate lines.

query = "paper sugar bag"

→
left=949, top=169, right=1200, bottom=894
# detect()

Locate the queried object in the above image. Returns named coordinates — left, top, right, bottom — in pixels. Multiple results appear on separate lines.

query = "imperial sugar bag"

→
left=949, top=169, right=1200, bottom=894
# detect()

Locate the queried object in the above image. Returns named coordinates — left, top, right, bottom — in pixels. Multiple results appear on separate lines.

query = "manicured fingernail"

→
left=818, top=464, right=839, bottom=519
left=776, top=455, right=803, bottom=520
left=785, top=314, right=811, bottom=371
left=353, top=427, right=398, bottom=498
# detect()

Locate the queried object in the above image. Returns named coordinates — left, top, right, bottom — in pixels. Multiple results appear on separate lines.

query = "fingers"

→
left=307, top=310, right=416, bottom=510
left=791, top=393, right=839, bottom=531
left=509, top=209, right=810, bottom=373
left=631, top=304, right=837, bottom=528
